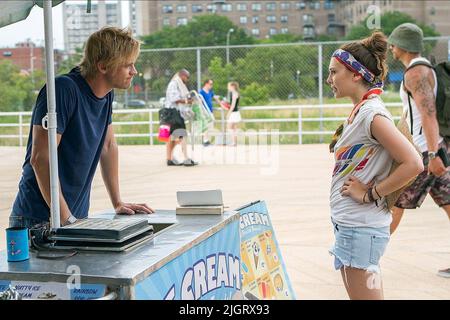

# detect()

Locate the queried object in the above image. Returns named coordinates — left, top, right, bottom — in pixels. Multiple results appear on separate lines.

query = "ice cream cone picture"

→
left=252, top=242, right=260, bottom=269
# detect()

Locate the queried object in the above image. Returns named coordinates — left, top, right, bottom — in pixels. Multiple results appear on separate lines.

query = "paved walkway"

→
left=0, top=145, right=449, bottom=299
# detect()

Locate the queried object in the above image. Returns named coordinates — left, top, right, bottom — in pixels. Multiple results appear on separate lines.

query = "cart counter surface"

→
left=0, top=210, right=240, bottom=289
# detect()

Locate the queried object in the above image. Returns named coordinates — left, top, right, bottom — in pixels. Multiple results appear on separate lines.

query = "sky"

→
left=0, top=0, right=130, bottom=50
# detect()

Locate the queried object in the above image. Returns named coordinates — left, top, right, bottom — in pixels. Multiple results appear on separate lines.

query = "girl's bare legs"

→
left=229, top=123, right=238, bottom=146
left=340, top=267, right=384, bottom=300
left=390, top=206, right=405, bottom=234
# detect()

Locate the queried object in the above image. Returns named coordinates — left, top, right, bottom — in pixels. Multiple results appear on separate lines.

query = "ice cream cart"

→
left=0, top=210, right=241, bottom=300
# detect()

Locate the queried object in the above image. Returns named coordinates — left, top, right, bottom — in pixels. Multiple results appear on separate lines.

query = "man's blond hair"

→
left=79, top=27, right=140, bottom=79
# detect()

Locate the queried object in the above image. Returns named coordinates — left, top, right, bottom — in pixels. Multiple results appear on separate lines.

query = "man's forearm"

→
left=31, top=156, right=71, bottom=221
left=421, top=115, right=440, bottom=152
left=100, top=143, right=121, bottom=208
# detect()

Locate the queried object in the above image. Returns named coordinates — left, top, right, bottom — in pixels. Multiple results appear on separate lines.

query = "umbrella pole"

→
left=43, top=0, right=60, bottom=230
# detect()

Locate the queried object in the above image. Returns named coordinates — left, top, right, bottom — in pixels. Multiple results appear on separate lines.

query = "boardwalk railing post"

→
left=298, top=107, right=302, bottom=145
left=318, top=44, right=324, bottom=143
left=149, top=109, right=153, bottom=145
left=19, top=113, right=23, bottom=147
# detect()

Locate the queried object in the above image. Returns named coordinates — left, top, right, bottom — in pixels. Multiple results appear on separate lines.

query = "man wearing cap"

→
left=388, top=23, right=450, bottom=278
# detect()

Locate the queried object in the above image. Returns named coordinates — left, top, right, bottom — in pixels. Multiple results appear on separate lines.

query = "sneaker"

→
left=202, top=141, right=211, bottom=147
left=167, top=159, right=182, bottom=166
left=437, top=268, right=450, bottom=278
left=183, top=159, right=198, bottom=166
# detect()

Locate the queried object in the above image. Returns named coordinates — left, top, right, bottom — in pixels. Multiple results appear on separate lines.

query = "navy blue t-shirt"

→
left=12, top=67, right=113, bottom=221
left=199, top=89, right=215, bottom=113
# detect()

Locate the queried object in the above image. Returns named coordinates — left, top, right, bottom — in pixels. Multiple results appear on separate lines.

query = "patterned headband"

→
left=332, top=49, right=383, bottom=88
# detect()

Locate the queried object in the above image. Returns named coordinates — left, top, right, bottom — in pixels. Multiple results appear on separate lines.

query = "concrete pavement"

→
left=0, top=145, right=449, bottom=299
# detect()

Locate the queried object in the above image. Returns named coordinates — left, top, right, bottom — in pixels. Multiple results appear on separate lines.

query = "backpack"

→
left=403, top=60, right=450, bottom=139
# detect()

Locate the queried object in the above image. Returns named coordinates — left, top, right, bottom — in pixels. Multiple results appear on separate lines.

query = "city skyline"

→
left=0, top=0, right=130, bottom=50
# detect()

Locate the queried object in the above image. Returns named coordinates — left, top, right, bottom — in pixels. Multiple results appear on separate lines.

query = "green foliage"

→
left=258, top=33, right=302, bottom=44
left=135, top=15, right=255, bottom=101
left=207, top=57, right=234, bottom=97
left=0, top=60, right=40, bottom=111
left=345, top=11, right=440, bottom=40
left=141, top=15, right=254, bottom=49
left=240, top=83, right=269, bottom=106
left=233, top=45, right=319, bottom=98
left=57, top=46, right=83, bottom=75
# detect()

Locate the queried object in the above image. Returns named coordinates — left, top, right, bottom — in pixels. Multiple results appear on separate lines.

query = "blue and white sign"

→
left=135, top=219, right=241, bottom=300
left=238, top=201, right=296, bottom=300
left=0, top=280, right=105, bottom=300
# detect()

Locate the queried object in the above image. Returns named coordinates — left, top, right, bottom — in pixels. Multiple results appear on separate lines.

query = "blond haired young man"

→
left=10, top=27, right=154, bottom=229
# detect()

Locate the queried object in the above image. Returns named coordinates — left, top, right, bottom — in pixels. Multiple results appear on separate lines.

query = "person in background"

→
left=387, top=23, right=450, bottom=279
left=199, top=79, right=220, bottom=146
left=164, top=69, right=198, bottom=166
left=221, top=81, right=241, bottom=146
left=9, top=27, right=154, bottom=229
left=327, top=31, right=423, bottom=299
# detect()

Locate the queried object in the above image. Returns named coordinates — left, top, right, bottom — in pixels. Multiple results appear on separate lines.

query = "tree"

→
left=240, top=83, right=270, bottom=106
left=207, top=57, right=234, bottom=97
left=345, top=11, right=440, bottom=40
left=232, top=45, right=319, bottom=99
left=345, top=11, right=441, bottom=90
left=136, top=15, right=254, bottom=101
left=0, top=61, right=37, bottom=111
left=258, top=33, right=302, bottom=44
left=141, top=15, right=254, bottom=49
left=57, top=46, right=84, bottom=75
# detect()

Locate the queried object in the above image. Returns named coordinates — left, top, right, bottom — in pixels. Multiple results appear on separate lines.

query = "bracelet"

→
left=362, top=192, right=368, bottom=203
left=367, top=187, right=375, bottom=202
left=374, top=185, right=382, bottom=199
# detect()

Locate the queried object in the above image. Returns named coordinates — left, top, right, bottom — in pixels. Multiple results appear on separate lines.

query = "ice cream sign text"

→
left=240, top=211, right=270, bottom=229
left=164, top=253, right=241, bottom=300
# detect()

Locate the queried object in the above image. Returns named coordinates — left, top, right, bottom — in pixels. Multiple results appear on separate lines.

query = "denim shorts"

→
left=329, top=221, right=390, bottom=274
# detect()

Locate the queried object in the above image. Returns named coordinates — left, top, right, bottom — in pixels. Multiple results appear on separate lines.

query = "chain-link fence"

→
left=1, top=37, right=449, bottom=146
left=116, top=37, right=450, bottom=107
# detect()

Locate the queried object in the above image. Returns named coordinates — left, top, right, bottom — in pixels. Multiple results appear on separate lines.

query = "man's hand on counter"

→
left=114, top=201, right=155, bottom=215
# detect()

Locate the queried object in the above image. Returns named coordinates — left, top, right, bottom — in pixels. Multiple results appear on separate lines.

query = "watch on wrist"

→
left=63, top=214, right=77, bottom=226
left=428, top=151, right=437, bottom=160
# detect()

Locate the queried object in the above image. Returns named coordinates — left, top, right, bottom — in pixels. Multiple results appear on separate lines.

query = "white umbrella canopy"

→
left=0, top=1, right=65, bottom=28
left=0, top=0, right=90, bottom=230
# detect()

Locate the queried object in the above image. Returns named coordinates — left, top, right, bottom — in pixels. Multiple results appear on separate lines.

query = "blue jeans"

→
left=9, top=213, right=47, bottom=229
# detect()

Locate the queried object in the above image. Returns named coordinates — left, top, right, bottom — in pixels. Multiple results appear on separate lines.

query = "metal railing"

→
left=0, top=102, right=403, bottom=146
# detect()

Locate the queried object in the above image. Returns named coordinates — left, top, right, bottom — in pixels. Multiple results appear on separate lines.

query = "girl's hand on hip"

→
left=340, top=175, right=370, bottom=203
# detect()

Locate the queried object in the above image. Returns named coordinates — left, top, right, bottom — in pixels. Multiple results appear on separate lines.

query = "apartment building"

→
left=338, top=0, right=450, bottom=36
left=0, top=40, right=64, bottom=74
left=130, top=0, right=450, bottom=40
left=63, top=0, right=122, bottom=54
left=130, top=0, right=343, bottom=39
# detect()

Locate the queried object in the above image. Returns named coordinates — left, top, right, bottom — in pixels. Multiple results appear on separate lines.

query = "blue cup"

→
left=6, top=227, right=29, bottom=262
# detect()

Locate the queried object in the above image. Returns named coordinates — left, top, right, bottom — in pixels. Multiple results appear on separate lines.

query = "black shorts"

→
left=168, top=109, right=187, bottom=139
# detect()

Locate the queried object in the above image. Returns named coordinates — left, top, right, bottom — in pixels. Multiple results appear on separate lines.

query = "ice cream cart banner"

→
left=135, top=219, right=241, bottom=300
left=238, top=201, right=296, bottom=300
left=0, top=280, right=105, bottom=300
